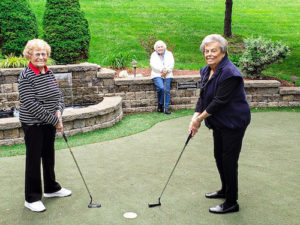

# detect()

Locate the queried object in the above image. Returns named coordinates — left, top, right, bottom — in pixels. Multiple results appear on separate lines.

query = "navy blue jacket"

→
left=197, top=56, right=251, bottom=130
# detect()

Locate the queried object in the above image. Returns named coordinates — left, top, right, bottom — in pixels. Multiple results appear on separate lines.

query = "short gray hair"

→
left=200, top=34, right=228, bottom=54
left=154, top=40, right=167, bottom=51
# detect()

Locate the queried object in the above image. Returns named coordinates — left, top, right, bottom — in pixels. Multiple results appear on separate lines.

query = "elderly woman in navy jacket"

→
left=18, top=39, right=71, bottom=212
left=189, top=34, right=251, bottom=214
left=150, top=40, right=174, bottom=114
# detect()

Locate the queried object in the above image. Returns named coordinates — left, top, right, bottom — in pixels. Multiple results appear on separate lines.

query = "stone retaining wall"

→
left=0, top=96, right=122, bottom=146
left=0, top=63, right=103, bottom=110
left=1, top=63, right=300, bottom=146
left=98, top=69, right=300, bottom=111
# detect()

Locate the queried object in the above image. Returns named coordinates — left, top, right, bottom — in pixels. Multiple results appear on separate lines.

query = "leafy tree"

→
left=43, top=0, right=91, bottom=64
left=0, top=0, right=38, bottom=56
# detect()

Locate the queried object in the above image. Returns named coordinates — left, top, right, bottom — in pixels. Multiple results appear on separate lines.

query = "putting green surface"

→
left=0, top=112, right=299, bottom=225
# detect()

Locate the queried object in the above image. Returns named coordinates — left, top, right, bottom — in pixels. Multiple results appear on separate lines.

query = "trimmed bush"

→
left=43, top=0, right=91, bottom=64
left=239, top=37, right=290, bottom=78
left=0, top=0, right=38, bottom=56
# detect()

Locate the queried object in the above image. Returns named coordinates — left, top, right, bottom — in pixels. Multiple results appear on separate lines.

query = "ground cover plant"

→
left=24, top=0, right=300, bottom=85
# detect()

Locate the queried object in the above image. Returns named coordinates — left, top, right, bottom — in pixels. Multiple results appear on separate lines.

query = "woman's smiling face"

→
left=204, top=42, right=225, bottom=69
left=30, top=49, right=48, bottom=70
left=155, top=44, right=165, bottom=55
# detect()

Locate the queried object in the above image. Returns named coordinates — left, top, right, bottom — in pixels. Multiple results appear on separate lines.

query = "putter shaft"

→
left=148, top=133, right=192, bottom=208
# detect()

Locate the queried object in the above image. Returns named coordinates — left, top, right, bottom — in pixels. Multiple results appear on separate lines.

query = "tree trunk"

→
left=224, top=0, right=233, bottom=37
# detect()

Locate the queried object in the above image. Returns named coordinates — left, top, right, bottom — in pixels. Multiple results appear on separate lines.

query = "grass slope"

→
left=26, top=0, right=300, bottom=85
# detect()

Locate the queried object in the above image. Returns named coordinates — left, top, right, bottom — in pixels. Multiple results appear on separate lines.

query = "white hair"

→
left=154, top=40, right=167, bottom=51
left=23, top=39, right=51, bottom=60
left=200, top=34, right=228, bottom=54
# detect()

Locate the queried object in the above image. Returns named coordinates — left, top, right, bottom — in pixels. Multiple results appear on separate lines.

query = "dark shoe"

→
left=209, top=202, right=239, bottom=214
left=205, top=190, right=225, bottom=199
left=157, top=104, right=163, bottom=113
left=164, top=108, right=171, bottom=114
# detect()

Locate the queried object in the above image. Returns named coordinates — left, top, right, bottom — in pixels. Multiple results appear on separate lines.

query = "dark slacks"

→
left=22, top=124, right=61, bottom=203
left=212, top=127, right=246, bottom=204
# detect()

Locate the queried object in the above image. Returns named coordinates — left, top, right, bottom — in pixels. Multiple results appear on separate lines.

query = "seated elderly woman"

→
left=150, top=40, right=174, bottom=114
left=18, top=39, right=71, bottom=212
left=189, top=34, right=251, bottom=214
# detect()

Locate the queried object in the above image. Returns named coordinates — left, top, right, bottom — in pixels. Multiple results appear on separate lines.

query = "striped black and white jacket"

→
left=18, top=63, right=64, bottom=126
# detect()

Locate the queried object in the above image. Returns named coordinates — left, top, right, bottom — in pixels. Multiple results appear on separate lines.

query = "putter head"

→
left=148, top=202, right=161, bottom=208
left=88, top=203, right=101, bottom=208
left=148, top=198, right=161, bottom=208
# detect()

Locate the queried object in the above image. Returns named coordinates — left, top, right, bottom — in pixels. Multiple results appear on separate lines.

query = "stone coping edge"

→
left=0, top=62, right=99, bottom=76
left=0, top=96, right=122, bottom=130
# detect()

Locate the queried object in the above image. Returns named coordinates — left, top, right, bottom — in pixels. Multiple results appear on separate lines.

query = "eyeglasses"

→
left=32, top=52, right=48, bottom=58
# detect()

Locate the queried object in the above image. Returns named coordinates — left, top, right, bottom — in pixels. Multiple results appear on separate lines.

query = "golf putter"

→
left=62, top=133, right=101, bottom=208
left=148, top=132, right=193, bottom=208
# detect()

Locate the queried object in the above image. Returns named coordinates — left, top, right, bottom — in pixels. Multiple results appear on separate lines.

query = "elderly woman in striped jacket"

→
left=18, top=39, right=71, bottom=212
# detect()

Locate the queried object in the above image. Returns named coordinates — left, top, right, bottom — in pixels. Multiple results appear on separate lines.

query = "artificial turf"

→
left=0, top=112, right=299, bottom=225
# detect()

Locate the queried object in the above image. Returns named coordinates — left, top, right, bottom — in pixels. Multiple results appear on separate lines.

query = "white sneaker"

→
left=24, top=200, right=46, bottom=212
left=44, top=187, right=72, bottom=198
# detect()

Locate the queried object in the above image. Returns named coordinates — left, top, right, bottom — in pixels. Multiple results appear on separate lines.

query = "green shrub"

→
left=229, top=54, right=241, bottom=67
left=0, top=54, right=56, bottom=68
left=239, top=37, right=290, bottom=78
left=0, top=0, right=38, bottom=56
left=105, top=52, right=131, bottom=69
left=43, top=0, right=91, bottom=64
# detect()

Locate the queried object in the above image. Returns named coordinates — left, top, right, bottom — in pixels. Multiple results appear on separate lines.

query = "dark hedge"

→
left=43, top=0, right=91, bottom=64
left=0, top=0, right=38, bottom=56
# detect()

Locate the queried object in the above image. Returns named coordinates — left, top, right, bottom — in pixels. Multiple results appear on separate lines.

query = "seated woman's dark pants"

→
left=212, top=127, right=246, bottom=204
left=22, top=123, right=61, bottom=203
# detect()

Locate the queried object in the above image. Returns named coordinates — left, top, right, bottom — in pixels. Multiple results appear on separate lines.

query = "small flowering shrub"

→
left=139, top=32, right=157, bottom=57
left=239, top=37, right=290, bottom=78
left=138, top=33, right=175, bottom=57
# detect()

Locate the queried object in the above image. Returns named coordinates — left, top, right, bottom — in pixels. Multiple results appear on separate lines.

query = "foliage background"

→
left=0, top=0, right=38, bottom=56
left=4, top=0, right=300, bottom=85
left=43, top=0, right=90, bottom=64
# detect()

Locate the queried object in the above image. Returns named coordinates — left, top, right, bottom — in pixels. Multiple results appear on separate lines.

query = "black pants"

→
left=22, top=124, right=61, bottom=202
left=212, top=127, right=246, bottom=204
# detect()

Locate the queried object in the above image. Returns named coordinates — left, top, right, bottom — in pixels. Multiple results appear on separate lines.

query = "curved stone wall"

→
left=0, top=96, right=122, bottom=146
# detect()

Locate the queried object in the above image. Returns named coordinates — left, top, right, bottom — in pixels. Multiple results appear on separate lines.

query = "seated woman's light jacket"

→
left=198, top=56, right=251, bottom=129
left=150, top=50, right=174, bottom=79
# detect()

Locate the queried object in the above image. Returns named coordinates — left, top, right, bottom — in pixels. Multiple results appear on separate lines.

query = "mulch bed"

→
left=113, top=68, right=294, bottom=87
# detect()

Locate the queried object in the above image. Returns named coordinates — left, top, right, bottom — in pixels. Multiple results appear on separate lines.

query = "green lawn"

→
left=25, top=0, right=300, bottom=85
left=1, top=107, right=299, bottom=158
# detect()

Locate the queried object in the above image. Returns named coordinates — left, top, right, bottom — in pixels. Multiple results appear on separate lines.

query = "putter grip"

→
left=185, top=132, right=192, bottom=145
left=62, top=133, right=68, bottom=143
